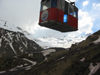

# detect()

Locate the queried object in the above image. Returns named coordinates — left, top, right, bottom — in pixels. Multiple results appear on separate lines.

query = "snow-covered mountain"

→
left=0, top=20, right=90, bottom=50
left=0, top=20, right=36, bottom=40
left=1, top=20, right=100, bottom=75
left=0, top=21, right=42, bottom=57
left=4, top=29, right=100, bottom=75
left=35, top=34, right=89, bottom=49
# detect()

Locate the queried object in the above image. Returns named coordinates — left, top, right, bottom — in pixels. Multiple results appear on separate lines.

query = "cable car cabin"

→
left=39, top=0, right=78, bottom=32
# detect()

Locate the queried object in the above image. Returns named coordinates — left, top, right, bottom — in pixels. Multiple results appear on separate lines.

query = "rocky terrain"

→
left=0, top=27, right=43, bottom=57
left=0, top=21, right=46, bottom=73
left=3, top=30, right=99, bottom=75
left=0, top=21, right=100, bottom=75
left=0, top=21, right=66, bottom=74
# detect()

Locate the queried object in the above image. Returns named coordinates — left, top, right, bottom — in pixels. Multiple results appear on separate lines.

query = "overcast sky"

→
left=0, top=0, right=100, bottom=39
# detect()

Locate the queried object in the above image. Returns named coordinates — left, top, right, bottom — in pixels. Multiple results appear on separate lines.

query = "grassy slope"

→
left=38, top=30, right=100, bottom=75
left=0, top=53, right=44, bottom=71
left=5, top=30, right=100, bottom=75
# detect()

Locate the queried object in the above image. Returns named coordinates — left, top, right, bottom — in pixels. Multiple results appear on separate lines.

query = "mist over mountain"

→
left=0, top=21, right=100, bottom=75
left=0, top=20, right=89, bottom=50
left=0, top=27, right=99, bottom=75
left=35, top=34, right=89, bottom=49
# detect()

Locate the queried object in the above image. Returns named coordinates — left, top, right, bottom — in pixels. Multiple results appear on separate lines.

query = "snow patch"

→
left=24, top=33, right=34, bottom=41
left=3, top=36, right=10, bottom=42
left=7, top=32, right=12, bottom=40
left=60, top=57, right=65, bottom=60
left=93, top=36, right=100, bottom=44
left=80, top=58, right=85, bottom=62
left=9, top=67, right=18, bottom=71
left=19, top=47, right=24, bottom=52
left=28, top=54, right=33, bottom=57
left=23, top=58, right=37, bottom=70
left=9, top=43, right=17, bottom=55
left=23, top=58, right=37, bottom=65
left=42, top=49, right=56, bottom=56
left=0, top=39, right=2, bottom=47
left=22, top=42, right=27, bottom=48
left=57, top=57, right=65, bottom=61
left=16, top=35, right=20, bottom=41
left=88, top=63, right=100, bottom=75
left=25, top=66, right=32, bottom=70
left=17, top=65, right=23, bottom=68
left=44, top=57, right=48, bottom=61
left=24, top=63, right=28, bottom=66
left=9, top=64, right=23, bottom=72
left=0, top=71, right=6, bottom=74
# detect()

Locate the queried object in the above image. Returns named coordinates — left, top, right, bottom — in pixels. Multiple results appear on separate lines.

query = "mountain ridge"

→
left=14, top=30, right=100, bottom=75
left=1, top=20, right=100, bottom=75
left=0, top=21, right=43, bottom=57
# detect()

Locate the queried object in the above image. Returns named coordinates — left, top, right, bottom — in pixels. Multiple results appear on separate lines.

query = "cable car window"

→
left=74, top=8, right=78, bottom=18
left=58, top=0, right=65, bottom=11
left=73, top=12, right=76, bottom=17
left=63, top=14, right=67, bottom=22
left=51, top=0, right=57, bottom=8
left=68, top=4, right=78, bottom=18
left=63, top=2, right=68, bottom=23
left=68, top=4, right=74, bottom=16
left=41, top=0, right=50, bottom=11
left=64, top=2, right=68, bottom=14
left=73, top=7, right=78, bottom=18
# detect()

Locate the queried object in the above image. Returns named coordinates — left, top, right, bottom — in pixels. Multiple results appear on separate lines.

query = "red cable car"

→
left=39, top=0, right=78, bottom=32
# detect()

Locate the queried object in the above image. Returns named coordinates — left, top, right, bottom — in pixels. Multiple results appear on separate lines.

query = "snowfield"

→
left=80, top=58, right=85, bottom=62
left=42, top=49, right=56, bottom=56
left=23, top=58, right=37, bottom=70
left=23, top=58, right=37, bottom=65
left=0, top=71, right=6, bottom=74
left=89, top=63, right=100, bottom=75
left=0, top=39, right=2, bottom=47
left=0, top=20, right=89, bottom=49
left=93, top=36, right=100, bottom=44
left=0, top=21, right=35, bottom=41
left=8, top=58, right=37, bottom=72
left=9, top=43, right=17, bottom=55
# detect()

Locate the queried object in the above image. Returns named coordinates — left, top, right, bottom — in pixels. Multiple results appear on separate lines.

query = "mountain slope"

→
left=0, top=21, right=42, bottom=57
left=17, top=30, right=100, bottom=75
left=0, top=20, right=100, bottom=75
left=0, top=21, right=45, bottom=72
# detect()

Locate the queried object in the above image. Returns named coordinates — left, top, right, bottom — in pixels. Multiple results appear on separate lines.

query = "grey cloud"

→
left=0, top=0, right=41, bottom=29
